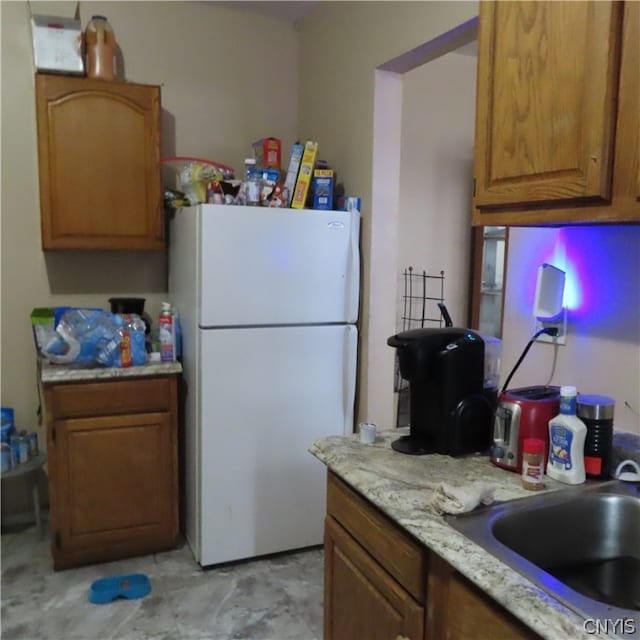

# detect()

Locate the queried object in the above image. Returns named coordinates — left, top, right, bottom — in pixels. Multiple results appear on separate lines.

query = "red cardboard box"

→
left=253, top=138, right=282, bottom=169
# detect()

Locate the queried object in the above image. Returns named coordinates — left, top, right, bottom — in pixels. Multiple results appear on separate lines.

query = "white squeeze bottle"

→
left=547, top=385, right=587, bottom=485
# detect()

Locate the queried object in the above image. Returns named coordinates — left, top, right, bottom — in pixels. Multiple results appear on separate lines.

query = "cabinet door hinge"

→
left=55, top=531, right=61, bottom=548
left=51, top=427, right=56, bottom=443
left=473, top=177, right=476, bottom=198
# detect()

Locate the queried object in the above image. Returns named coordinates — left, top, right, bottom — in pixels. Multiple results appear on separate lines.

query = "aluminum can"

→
left=9, top=435, right=20, bottom=466
left=345, top=196, right=362, bottom=213
left=27, top=432, right=39, bottom=457
left=1, top=443, right=12, bottom=473
left=18, top=436, right=29, bottom=464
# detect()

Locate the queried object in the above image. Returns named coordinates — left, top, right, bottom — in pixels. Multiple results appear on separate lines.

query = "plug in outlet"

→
left=534, top=310, right=567, bottom=345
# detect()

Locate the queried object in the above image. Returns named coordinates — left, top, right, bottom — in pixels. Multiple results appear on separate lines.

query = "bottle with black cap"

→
left=577, top=394, right=615, bottom=479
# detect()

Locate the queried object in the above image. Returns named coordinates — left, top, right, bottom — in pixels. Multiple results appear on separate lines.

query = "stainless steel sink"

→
left=446, top=480, right=640, bottom=634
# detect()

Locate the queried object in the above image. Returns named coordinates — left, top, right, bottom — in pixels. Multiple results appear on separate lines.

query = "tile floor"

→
left=1, top=524, right=323, bottom=640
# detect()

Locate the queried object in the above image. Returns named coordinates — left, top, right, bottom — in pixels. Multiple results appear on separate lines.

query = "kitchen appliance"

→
left=387, top=327, right=497, bottom=456
left=168, top=204, right=359, bottom=566
left=577, top=394, right=615, bottom=479
left=490, top=386, right=560, bottom=473
left=108, top=297, right=146, bottom=315
left=108, top=297, right=152, bottom=336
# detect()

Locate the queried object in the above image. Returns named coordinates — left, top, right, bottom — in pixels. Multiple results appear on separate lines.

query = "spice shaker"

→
left=521, top=438, right=545, bottom=491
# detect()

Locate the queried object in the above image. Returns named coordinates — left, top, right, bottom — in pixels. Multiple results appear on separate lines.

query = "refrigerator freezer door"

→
left=198, top=205, right=360, bottom=327
left=198, top=323, right=357, bottom=566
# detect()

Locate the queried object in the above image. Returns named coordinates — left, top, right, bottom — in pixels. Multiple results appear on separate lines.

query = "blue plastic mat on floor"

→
left=88, top=573, right=151, bottom=604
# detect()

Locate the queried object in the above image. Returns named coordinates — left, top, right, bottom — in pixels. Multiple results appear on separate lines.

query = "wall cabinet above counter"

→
left=472, top=1, right=639, bottom=226
left=35, top=74, right=164, bottom=250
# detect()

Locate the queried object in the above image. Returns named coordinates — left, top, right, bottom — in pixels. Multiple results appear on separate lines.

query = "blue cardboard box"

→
left=1, top=408, right=14, bottom=443
left=313, top=170, right=334, bottom=210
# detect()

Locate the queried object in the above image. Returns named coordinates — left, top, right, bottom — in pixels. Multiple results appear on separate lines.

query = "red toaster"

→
left=490, top=385, right=560, bottom=473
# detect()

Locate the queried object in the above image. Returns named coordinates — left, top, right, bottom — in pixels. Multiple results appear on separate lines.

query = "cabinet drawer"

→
left=326, top=471, right=427, bottom=603
left=47, top=377, right=172, bottom=418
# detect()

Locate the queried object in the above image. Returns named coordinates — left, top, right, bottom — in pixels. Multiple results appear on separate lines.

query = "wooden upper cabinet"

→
left=35, top=74, right=164, bottom=250
left=473, top=1, right=639, bottom=225
left=475, top=1, right=621, bottom=207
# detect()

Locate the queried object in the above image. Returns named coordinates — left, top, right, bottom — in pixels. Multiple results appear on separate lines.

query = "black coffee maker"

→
left=388, top=326, right=494, bottom=456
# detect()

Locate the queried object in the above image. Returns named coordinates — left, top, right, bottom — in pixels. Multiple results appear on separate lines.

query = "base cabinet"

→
left=44, top=375, right=179, bottom=570
left=426, top=553, right=541, bottom=640
left=324, top=472, right=541, bottom=640
left=325, top=516, right=424, bottom=640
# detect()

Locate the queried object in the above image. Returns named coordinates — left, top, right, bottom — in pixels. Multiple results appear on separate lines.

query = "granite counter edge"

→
left=40, top=361, right=183, bottom=383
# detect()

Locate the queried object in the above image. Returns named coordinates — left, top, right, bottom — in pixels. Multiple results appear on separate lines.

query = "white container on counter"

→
left=546, top=386, right=587, bottom=485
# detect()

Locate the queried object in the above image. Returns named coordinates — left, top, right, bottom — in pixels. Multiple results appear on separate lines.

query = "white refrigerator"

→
left=168, top=204, right=360, bottom=566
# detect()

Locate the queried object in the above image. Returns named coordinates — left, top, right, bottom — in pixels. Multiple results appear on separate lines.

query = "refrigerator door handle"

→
left=343, top=325, right=358, bottom=434
left=347, top=213, right=361, bottom=323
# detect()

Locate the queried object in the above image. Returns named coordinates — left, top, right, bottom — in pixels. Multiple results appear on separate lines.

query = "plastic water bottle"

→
left=158, top=302, right=175, bottom=363
left=546, top=386, right=587, bottom=485
left=244, top=159, right=262, bottom=206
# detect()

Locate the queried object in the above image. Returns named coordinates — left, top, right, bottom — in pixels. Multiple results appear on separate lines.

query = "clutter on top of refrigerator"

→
left=163, top=157, right=236, bottom=207
left=252, top=137, right=281, bottom=169
left=162, top=140, right=361, bottom=212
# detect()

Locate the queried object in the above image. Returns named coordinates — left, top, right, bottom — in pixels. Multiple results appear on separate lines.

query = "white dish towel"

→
left=430, top=481, right=497, bottom=515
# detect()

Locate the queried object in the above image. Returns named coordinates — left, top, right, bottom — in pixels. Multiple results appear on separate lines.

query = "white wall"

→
left=296, top=3, right=640, bottom=437
left=297, top=1, right=479, bottom=430
left=502, top=226, right=640, bottom=435
left=1, top=0, right=298, bottom=428
left=397, top=51, right=477, bottom=332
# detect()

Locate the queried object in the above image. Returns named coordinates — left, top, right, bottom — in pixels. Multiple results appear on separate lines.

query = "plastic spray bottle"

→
left=546, top=385, right=587, bottom=485
left=158, top=302, right=175, bottom=362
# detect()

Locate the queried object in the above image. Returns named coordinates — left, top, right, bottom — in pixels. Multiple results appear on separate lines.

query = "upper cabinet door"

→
left=36, top=75, right=164, bottom=250
left=473, top=1, right=623, bottom=211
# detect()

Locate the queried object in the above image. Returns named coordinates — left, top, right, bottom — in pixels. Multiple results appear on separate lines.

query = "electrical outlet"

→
left=534, top=310, right=567, bottom=345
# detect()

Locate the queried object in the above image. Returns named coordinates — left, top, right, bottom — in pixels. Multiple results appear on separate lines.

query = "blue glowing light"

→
left=558, top=226, right=638, bottom=326
left=512, top=226, right=639, bottom=331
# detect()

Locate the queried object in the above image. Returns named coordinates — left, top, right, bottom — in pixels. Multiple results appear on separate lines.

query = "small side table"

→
left=1, top=452, right=47, bottom=537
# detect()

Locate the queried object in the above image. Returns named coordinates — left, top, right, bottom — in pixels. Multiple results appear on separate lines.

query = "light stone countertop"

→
left=40, top=359, right=182, bottom=383
left=310, top=428, right=618, bottom=640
